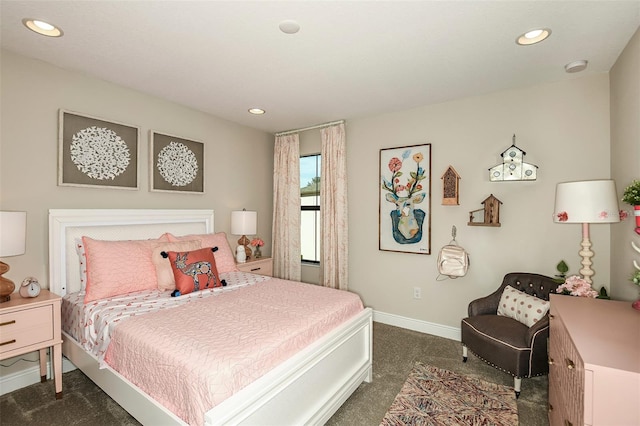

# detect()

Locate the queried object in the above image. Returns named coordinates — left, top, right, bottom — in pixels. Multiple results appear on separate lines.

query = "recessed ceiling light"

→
left=565, top=60, right=588, bottom=73
left=516, top=28, right=551, bottom=45
left=248, top=108, right=265, bottom=115
left=22, top=18, right=63, bottom=37
left=279, top=20, right=300, bottom=35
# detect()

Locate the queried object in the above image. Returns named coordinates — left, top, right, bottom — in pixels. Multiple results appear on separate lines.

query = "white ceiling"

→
left=1, top=1, right=639, bottom=134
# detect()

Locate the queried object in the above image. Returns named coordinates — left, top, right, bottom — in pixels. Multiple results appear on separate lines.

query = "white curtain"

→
left=320, top=123, right=348, bottom=290
left=272, top=133, right=301, bottom=281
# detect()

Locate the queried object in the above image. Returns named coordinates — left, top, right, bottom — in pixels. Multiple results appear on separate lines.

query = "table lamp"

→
left=553, top=180, right=620, bottom=285
left=0, top=211, right=27, bottom=302
left=231, top=209, right=257, bottom=261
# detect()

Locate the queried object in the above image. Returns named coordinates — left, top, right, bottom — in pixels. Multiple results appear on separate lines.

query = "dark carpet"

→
left=0, top=322, right=548, bottom=425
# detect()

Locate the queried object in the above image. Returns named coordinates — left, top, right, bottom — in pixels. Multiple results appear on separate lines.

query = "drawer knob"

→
left=250, top=267, right=261, bottom=272
left=549, top=403, right=554, bottom=411
left=549, top=314, right=555, bottom=319
left=565, top=358, right=575, bottom=370
left=0, top=320, right=16, bottom=327
left=0, top=339, right=16, bottom=347
left=548, top=357, right=555, bottom=365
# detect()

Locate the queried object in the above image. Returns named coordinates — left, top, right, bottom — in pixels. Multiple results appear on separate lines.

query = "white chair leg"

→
left=514, top=377, right=521, bottom=398
left=462, top=345, right=468, bottom=362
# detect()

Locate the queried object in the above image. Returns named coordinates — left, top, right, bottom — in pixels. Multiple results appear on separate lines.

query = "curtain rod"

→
left=274, top=119, right=345, bottom=137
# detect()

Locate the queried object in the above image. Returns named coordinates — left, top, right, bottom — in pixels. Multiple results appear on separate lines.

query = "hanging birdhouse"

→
left=441, top=165, right=461, bottom=205
left=468, top=194, right=502, bottom=227
left=489, top=134, right=538, bottom=181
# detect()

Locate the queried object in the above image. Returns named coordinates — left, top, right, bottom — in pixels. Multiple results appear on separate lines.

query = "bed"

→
left=49, top=209, right=373, bottom=425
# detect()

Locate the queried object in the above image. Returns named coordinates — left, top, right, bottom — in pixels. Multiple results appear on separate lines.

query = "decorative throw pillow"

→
left=152, top=240, right=201, bottom=291
left=164, top=247, right=224, bottom=296
left=497, top=285, right=550, bottom=327
left=83, top=235, right=170, bottom=303
left=167, top=232, right=238, bottom=273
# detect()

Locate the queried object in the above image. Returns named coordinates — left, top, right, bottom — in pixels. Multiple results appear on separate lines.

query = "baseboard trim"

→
left=0, top=357, right=76, bottom=396
left=373, top=310, right=461, bottom=342
left=2, top=312, right=458, bottom=395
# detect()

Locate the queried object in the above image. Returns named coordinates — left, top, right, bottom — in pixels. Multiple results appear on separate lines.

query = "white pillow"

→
left=497, top=285, right=550, bottom=327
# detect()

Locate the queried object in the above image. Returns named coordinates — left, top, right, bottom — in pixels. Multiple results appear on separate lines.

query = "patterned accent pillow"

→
left=83, top=235, right=170, bottom=303
left=497, top=285, right=550, bottom=327
left=164, top=247, right=223, bottom=296
left=167, top=232, right=238, bottom=273
left=152, top=240, right=201, bottom=291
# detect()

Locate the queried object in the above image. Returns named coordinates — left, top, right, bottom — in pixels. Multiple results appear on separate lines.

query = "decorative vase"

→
left=254, top=246, right=262, bottom=259
left=634, top=206, right=640, bottom=235
left=632, top=299, right=640, bottom=311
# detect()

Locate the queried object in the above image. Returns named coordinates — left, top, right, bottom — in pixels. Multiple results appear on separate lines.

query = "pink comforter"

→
left=104, top=278, right=363, bottom=425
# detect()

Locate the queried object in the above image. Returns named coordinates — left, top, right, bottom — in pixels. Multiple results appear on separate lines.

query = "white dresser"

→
left=548, top=295, right=640, bottom=425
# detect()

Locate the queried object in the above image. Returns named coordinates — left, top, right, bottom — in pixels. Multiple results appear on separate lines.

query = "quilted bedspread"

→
left=103, top=278, right=363, bottom=425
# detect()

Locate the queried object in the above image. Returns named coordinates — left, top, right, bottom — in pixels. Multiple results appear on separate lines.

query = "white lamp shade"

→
left=553, top=180, right=620, bottom=223
left=231, top=210, right=257, bottom=235
left=0, top=211, right=27, bottom=257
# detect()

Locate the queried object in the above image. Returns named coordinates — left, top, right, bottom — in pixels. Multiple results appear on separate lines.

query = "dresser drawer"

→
left=0, top=305, right=54, bottom=354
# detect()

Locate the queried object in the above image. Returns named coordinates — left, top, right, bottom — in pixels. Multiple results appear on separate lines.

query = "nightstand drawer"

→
left=237, top=257, right=273, bottom=277
left=0, top=305, right=54, bottom=354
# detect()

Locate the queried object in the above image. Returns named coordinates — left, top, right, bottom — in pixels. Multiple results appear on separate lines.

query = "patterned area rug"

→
left=380, top=363, right=518, bottom=426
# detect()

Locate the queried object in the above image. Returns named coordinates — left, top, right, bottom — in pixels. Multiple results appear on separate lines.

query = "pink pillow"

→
left=83, top=236, right=169, bottom=303
left=152, top=240, right=201, bottom=291
left=165, top=247, right=223, bottom=295
left=167, top=232, right=238, bottom=273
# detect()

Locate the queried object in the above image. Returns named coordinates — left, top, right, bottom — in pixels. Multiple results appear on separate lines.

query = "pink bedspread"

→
left=103, top=278, right=363, bottom=425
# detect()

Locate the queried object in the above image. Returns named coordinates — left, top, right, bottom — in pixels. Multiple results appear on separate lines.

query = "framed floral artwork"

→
left=58, top=110, right=139, bottom=189
left=150, top=131, right=204, bottom=193
left=379, top=143, right=432, bottom=254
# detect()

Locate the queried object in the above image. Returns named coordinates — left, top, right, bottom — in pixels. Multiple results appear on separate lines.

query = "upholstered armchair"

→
left=460, top=272, right=559, bottom=397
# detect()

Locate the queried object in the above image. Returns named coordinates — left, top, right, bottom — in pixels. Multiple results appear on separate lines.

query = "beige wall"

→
left=346, top=74, right=613, bottom=328
left=0, top=49, right=274, bottom=297
left=610, top=27, right=640, bottom=301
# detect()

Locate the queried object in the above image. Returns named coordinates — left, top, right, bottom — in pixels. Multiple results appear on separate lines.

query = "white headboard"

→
left=49, top=209, right=214, bottom=296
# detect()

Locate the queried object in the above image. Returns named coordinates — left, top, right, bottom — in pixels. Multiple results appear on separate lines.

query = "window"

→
left=300, top=154, right=320, bottom=263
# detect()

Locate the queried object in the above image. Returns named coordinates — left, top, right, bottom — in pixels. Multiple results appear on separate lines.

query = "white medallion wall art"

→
left=58, top=110, right=139, bottom=189
left=379, top=143, right=432, bottom=255
left=151, top=131, right=204, bottom=193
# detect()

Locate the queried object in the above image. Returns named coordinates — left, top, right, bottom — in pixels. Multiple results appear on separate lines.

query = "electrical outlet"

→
left=413, top=287, right=421, bottom=299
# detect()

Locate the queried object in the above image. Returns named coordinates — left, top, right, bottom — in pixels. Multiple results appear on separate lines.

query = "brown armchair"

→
left=460, top=272, right=559, bottom=397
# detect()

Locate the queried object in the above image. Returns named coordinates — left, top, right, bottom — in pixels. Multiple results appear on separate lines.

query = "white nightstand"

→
left=236, top=257, right=273, bottom=277
left=0, top=289, right=63, bottom=399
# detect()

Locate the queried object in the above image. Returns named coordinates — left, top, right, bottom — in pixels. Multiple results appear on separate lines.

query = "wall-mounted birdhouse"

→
left=489, top=134, right=538, bottom=181
left=468, top=194, right=502, bottom=227
left=441, top=165, right=461, bottom=205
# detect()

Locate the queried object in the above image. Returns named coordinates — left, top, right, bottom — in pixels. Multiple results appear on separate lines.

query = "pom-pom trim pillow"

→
left=167, top=232, right=238, bottom=273
left=152, top=240, right=201, bottom=291
left=164, top=247, right=223, bottom=296
left=497, top=285, right=550, bottom=327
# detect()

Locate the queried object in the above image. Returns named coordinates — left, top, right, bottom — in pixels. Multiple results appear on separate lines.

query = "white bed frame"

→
left=49, top=209, right=373, bottom=425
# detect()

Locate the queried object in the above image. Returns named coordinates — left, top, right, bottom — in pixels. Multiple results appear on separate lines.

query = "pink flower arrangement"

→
left=556, top=275, right=598, bottom=298
left=250, top=238, right=264, bottom=247
left=556, top=211, right=568, bottom=222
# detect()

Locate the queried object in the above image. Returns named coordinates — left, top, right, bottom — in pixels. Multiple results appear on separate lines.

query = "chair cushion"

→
left=461, top=315, right=533, bottom=377
left=462, top=315, right=529, bottom=349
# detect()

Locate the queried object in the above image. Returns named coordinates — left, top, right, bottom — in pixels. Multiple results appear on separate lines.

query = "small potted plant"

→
left=250, top=237, right=264, bottom=259
left=622, top=179, right=640, bottom=233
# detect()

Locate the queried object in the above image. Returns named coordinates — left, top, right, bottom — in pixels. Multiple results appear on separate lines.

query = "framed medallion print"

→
left=150, top=131, right=204, bottom=193
left=379, top=143, right=431, bottom=255
left=58, top=110, right=139, bottom=189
